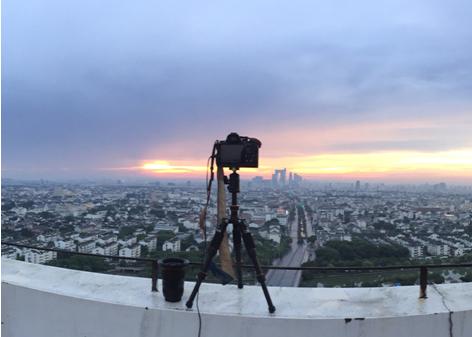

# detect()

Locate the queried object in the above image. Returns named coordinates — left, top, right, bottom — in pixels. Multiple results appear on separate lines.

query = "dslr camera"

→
left=216, top=132, right=261, bottom=168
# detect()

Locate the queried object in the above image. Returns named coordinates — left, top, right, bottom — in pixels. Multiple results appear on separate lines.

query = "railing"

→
left=2, top=241, right=472, bottom=299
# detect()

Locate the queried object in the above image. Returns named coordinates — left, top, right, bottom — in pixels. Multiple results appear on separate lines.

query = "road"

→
left=266, top=207, right=308, bottom=287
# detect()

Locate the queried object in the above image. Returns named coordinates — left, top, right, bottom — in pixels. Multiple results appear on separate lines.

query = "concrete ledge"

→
left=2, top=259, right=472, bottom=337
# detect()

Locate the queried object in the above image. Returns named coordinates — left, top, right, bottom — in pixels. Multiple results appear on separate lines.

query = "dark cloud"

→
left=2, top=0, right=472, bottom=178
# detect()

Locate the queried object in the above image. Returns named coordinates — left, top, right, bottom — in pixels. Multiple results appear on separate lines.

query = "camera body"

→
left=216, top=132, right=261, bottom=168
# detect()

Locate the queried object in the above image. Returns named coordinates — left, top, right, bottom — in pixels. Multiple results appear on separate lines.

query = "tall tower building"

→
left=355, top=180, right=361, bottom=191
left=280, top=168, right=287, bottom=186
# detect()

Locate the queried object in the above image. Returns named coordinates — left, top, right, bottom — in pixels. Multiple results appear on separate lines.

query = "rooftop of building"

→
left=2, top=259, right=472, bottom=337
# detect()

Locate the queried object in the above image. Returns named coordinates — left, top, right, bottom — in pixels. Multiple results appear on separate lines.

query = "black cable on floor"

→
left=196, top=292, right=202, bottom=337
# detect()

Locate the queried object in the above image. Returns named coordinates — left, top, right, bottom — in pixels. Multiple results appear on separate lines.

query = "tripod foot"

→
left=269, top=305, right=276, bottom=314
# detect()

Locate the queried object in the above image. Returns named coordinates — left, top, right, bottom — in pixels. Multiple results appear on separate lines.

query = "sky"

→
left=2, top=0, right=472, bottom=183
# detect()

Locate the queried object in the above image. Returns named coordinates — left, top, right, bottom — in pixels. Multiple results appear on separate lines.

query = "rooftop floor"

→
left=2, top=259, right=472, bottom=337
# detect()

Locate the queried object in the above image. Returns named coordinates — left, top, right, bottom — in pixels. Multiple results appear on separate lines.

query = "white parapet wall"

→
left=2, top=259, right=472, bottom=337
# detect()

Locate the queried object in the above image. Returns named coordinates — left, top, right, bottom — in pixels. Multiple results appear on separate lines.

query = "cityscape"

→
left=2, top=169, right=471, bottom=287
left=3, top=1, right=472, bottom=336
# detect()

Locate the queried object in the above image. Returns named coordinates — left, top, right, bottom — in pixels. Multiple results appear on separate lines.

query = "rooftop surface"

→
left=3, top=259, right=471, bottom=318
left=2, top=259, right=472, bottom=337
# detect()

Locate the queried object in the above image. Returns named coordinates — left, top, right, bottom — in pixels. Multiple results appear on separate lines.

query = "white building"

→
left=1, top=247, right=20, bottom=259
left=93, top=246, right=105, bottom=255
left=104, top=242, right=119, bottom=256
left=54, top=240, right=76, bottom=251
left=183, top=220, right=198, bottom=230
left=24, top=249, right=57, bottom=264
left=260, top=226, right=281, bottom=244
left=37, top=234, right=57, bottom=243
left=77, top=240, right=96, bottom=254
left=118, top=237, right=137, bottom=246
left=427, top=244, right=450, bottom=256
left=119, top=244, right=141, bottom=258
left=408, top=246, right=424, bottom=258
left=93, top=242, right=118, bottom=256
left=454, top=247, right=464, bottom=257
left=77, top=233, right=99, bottom=243
left=140, top=237, right=157, bottom=251
left=162, top=238, right=181, bottom=252
left=97, top=234, right=118, bottom=245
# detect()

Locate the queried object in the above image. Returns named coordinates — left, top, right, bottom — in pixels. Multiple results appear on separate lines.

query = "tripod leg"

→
left=240, top=222, right=276, bottom=313
left=233, top=222, right=244, bottom=288
left=186, top=220, right=229, bottom=309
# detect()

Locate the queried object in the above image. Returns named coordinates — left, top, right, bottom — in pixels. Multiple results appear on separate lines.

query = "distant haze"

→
left=2, top=1, right=472, bottom=183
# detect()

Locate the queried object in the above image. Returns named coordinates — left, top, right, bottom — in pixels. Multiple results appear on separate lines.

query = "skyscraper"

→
left=355, top=180, right=361, bottom=191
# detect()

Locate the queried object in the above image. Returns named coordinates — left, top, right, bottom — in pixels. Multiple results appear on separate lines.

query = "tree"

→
left=315, top=247, right=340, bottom=265
left=155, top=231, right=176, bottom=250
left=2, top=199, right=16, bottom=211
left=20, top=228, right=34, bottom=238
left=181, top=234, right=196, bottom=251
left=20, top=200, right=34, bottom=209
left=314, top=239, right=409, bottom=266
left=141, top=245, right=149, bottom=257
left=63, top=215, right=75, bottom=223
left=118, top=226, right=136, bottom=239
left=150, top=209, right=166, bottom=218
left=39, top=211, right=55, bottom=219
left=47, top=255, right=111, bottom=273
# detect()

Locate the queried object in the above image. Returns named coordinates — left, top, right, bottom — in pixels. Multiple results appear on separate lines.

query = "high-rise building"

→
left=280, top=168, right=286, bottom=186
left=252, top=176, right=264, bottom=186
left=273, top=169, right=287, bottom=187
left=293, top=173, right=302, bottom=185
left=355, top=180, right=361, bottom=191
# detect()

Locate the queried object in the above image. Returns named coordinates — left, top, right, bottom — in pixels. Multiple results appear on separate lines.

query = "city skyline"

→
left=2, top=1, right=472, bottom=183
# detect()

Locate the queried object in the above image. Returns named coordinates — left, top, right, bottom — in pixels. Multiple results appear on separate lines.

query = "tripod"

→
left=186, top=169, right=276, bottom=313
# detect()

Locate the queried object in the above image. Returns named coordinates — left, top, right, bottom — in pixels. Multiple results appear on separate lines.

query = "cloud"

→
left=2, top=0, right=472, bottom=180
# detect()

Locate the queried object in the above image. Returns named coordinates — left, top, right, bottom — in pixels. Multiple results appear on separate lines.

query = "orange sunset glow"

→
left=139, top=149, right=472, bottom=182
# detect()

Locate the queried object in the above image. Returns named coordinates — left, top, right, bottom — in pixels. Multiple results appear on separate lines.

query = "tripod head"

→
left=224, top=168, right=240, bottom=194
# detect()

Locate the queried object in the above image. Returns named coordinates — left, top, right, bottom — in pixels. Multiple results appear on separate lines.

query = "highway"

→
left=266, top=206, right=308, bottom=287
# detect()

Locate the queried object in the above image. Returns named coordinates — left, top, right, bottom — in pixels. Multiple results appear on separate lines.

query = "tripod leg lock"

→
left=197, top=271, right=207, bottom=280
left=256, top=273, right=266, bottom=283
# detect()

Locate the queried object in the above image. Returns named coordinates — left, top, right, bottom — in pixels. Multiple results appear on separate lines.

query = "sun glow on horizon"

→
left=138, top=149, right=472, bottom=181
left=141, top=160, right=207, bottom=174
